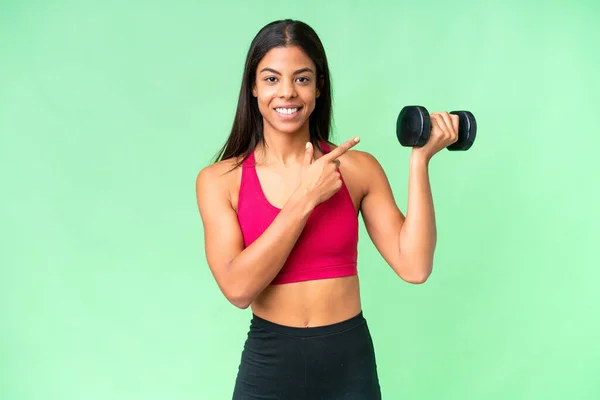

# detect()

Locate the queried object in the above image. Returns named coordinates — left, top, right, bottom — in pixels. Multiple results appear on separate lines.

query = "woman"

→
left=196, top=19, right=458, bottom=400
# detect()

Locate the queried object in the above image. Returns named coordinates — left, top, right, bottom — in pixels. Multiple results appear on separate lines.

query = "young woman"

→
left=196, top=19, right=458, bottom=400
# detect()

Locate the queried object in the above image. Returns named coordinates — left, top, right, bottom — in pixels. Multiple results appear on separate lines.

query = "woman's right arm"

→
left=195, top=138, right=359, bottom=309
left=196, top=164, right=314, bottom=309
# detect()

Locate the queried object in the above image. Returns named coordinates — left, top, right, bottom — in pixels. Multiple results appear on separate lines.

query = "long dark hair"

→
left=213, top=19, right=333, bottom=167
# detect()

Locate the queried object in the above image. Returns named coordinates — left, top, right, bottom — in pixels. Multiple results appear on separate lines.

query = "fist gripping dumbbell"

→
left=396, top=105, right=477, bottom=151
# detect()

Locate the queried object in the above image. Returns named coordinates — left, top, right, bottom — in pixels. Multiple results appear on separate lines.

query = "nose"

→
left=277, top=78, right=296, bottom=99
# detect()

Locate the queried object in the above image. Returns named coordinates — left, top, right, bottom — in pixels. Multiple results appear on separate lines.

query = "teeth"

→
left=275, top=107, right=299, bottom=114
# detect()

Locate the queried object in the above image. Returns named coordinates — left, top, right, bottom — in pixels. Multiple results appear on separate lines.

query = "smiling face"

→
left=252, top=46, right=320, bottom=136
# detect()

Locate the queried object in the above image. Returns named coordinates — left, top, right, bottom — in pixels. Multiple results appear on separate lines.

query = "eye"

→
left=264, top=76, right=278, bottom=83
left=296, top=76, right=311, bottom=84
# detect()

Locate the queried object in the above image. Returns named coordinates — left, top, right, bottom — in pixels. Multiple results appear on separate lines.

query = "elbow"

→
left=400, top=272, right=430, bottom=284
left=396, top=261, right=432, bottom=284
left=224, top=286, right=254, bottom=309
left=216, top=266, right=255, bottom=309
left=230, top=297, right=252, bottom=309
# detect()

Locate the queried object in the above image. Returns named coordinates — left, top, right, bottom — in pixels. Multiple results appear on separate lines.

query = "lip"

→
left=273, top=105, right=303, bottom=120
left=273, top=104, right=303, bottom=109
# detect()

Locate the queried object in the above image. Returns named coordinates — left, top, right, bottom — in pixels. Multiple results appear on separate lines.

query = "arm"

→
left=196, top=165, right=313, bottom=309
left=359, top=152, right=435, bottom=283
left=360, top=111, right=458, bottom=283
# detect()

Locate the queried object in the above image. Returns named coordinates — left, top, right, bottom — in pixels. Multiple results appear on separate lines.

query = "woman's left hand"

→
left=412, top=111, right=459, bottom=162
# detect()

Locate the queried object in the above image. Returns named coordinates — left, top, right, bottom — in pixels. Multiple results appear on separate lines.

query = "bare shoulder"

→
left=196, top=157, right=243, bottom=207
left=327, top=142, right=381, bottom=165
left=327, top=142, right=384, bottom=173
left=326, top=142, right=386, bottom=194
left=196, top=157, right=241, bottom=182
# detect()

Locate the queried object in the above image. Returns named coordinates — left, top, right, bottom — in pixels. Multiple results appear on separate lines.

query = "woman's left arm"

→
left=359, top=111, right=459, bottom=284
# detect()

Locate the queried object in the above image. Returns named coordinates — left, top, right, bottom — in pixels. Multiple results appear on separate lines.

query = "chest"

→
left=231, top=164, right=363, bottom=214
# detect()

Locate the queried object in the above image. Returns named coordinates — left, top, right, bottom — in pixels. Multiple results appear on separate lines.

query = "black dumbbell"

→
left=396, top=105, right=477, bottom=151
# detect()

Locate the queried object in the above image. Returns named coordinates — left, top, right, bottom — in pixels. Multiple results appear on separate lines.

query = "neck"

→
left=257, top=124, right=312, bottom=166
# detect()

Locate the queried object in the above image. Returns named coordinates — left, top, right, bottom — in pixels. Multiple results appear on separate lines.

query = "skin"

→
left=196, top=46, right=459, bottom=327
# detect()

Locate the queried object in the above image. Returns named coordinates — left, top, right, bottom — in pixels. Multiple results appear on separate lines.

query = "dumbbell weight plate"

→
left=396, top=105, right=430, bottom=147
left=448, top=111, right=477, bottom=151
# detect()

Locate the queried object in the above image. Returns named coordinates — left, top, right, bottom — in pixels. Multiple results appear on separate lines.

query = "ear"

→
left=252, top=83, right=257, bottom=97
left=317, top=74, right=325, bottom=98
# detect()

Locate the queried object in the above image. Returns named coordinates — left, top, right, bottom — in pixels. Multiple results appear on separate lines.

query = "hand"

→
left=294, top=137, right=360, bottom=207
left=412, top=112, right=459, bottom=162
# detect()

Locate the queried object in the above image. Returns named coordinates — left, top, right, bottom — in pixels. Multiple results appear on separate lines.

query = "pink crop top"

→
left=236, top=142, right=359, bottom=285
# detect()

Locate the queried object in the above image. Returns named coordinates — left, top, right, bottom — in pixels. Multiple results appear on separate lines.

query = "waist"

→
left=251, top=275, right=361, bottom=327
left=250, top=309, right=366, bottom=337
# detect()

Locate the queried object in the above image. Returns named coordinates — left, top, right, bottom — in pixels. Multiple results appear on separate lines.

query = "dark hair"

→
left=213, top=19, right=333, bottom=167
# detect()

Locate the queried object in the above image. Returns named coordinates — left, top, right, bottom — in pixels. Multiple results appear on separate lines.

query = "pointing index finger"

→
left=323, top=137, right=360, bottom=161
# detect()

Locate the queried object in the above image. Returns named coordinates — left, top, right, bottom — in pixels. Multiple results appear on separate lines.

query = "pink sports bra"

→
left=236, top=142, right=359, bottom=285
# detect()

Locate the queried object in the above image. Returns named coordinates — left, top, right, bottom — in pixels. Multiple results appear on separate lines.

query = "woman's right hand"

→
left=295, top=137, right=360, bottom=207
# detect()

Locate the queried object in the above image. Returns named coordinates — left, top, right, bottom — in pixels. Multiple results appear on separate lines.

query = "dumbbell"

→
left=396, top=106, right=477, bottom=151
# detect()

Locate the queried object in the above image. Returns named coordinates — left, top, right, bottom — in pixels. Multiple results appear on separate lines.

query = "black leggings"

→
left=232, top=311, right=381, bottom=399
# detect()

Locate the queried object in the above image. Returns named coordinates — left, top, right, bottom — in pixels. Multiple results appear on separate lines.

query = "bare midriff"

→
left=250, top=275, right=362, bottom=327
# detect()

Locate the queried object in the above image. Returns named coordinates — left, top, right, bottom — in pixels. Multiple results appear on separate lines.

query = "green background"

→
left=2, top=0, right=599, bottom=399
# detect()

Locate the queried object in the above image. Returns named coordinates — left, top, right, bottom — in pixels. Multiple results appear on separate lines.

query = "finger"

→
left=429, top=113, right=440, bottom=132
left=322, top=137, right=360, bottom=162
left=303, top=142, right=314, bottom=165
left=450, top=113, right=459, bottom=135
left=433, top=112, right=453, bottom=141
left=440, top=112, right=459, bottom=143
left=430, top=114, right=447, bottom=138
left=437, top=112, right=454, bottom=135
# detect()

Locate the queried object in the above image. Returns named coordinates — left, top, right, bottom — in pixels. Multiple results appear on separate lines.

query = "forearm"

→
left=225, top=194, right=314, bottom=307
left=398, top=152, right=437, bottom=281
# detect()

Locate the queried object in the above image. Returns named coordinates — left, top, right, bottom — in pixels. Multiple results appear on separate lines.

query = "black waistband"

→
left=250, top=311, right=366, bottom=338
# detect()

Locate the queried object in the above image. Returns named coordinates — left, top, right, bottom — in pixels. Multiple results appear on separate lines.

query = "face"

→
left=252, top=46, right=320, bottom=135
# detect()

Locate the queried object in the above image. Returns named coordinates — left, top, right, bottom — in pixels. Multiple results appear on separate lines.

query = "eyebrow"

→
left=259, top=67, right=315, bottom=75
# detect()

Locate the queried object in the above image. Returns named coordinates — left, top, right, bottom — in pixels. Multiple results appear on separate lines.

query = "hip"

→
left=232, top=310, right=381, bottom=399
